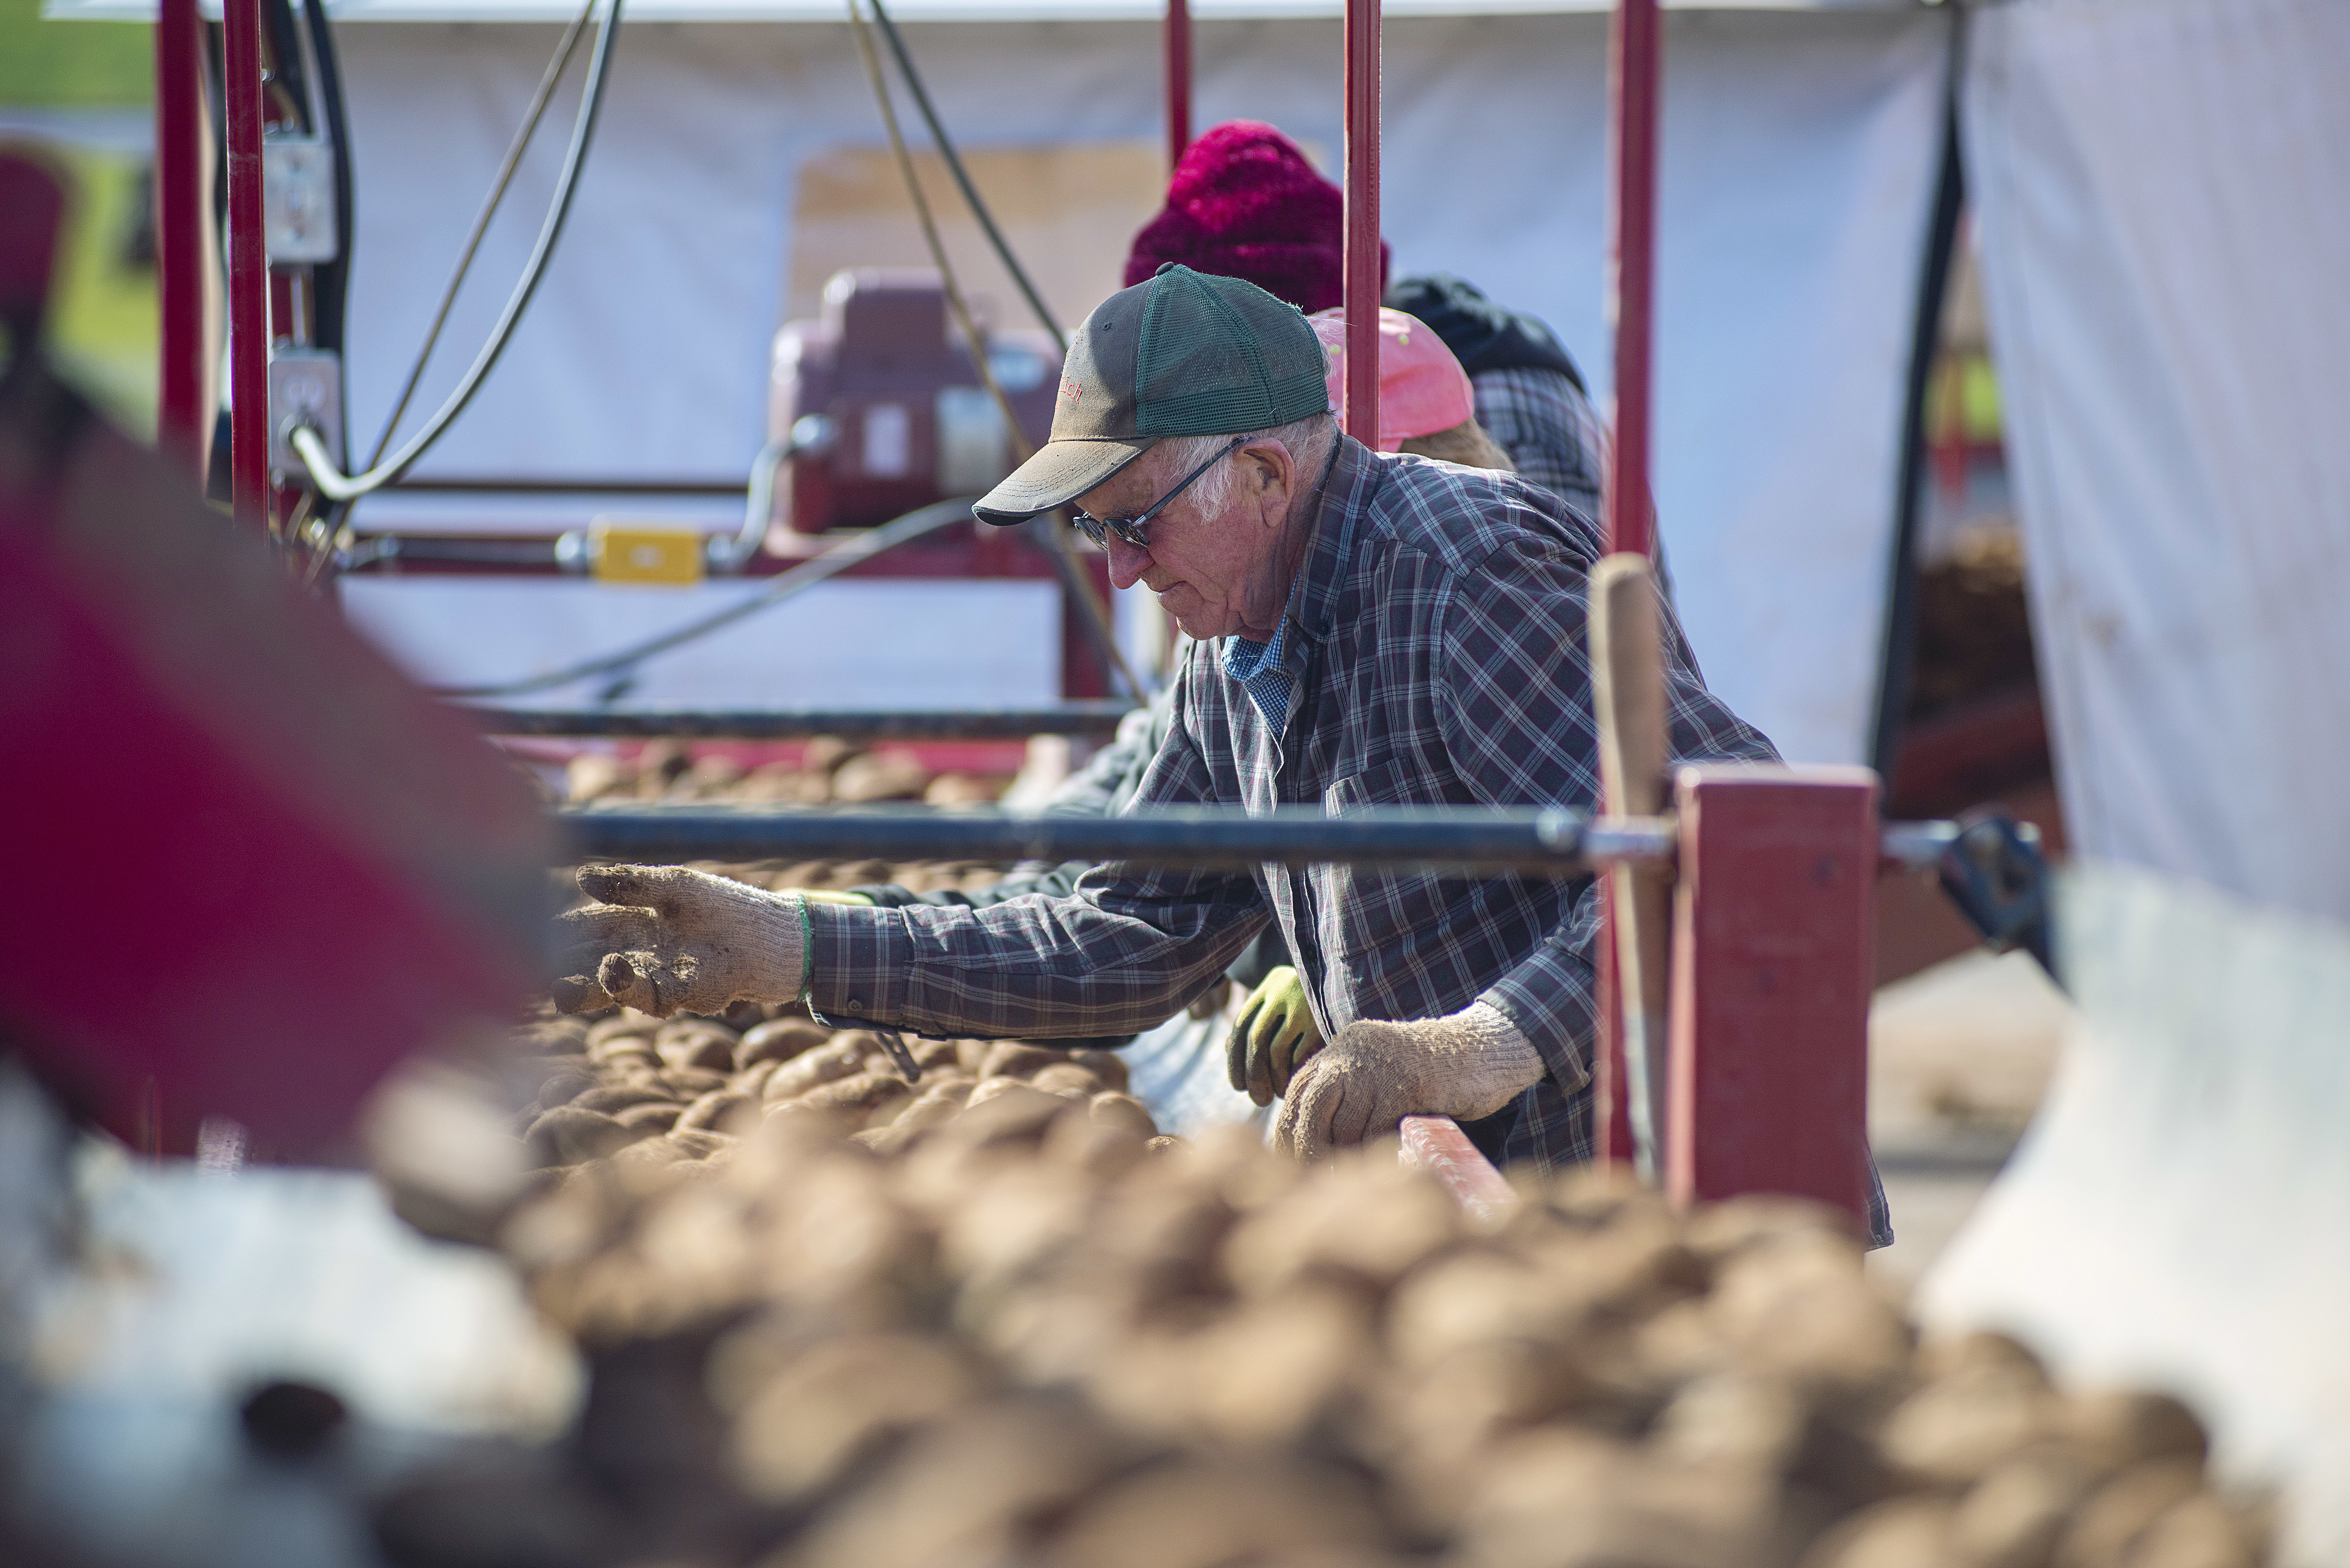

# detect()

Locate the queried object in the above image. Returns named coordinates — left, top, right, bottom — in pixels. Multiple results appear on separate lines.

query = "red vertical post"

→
left=155, top=0, right=205, bottom=476
left=1594, top=0, right=1661, bottom=1174
left=1603, top=0, right=1659, bottom=561
left=223, top=0, right=270, bottom=527
left=1164, top=0, right=1192, bottom=173
left=1342, top=0, right=1380, bottom=446
left=1666, top=765, right=1877, bottom=1230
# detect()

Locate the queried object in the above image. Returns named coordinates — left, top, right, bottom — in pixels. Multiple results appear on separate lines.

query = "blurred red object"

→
left=0, top=153, right=551, bottom=1160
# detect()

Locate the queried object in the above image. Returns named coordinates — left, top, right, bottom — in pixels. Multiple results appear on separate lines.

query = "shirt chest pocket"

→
left=1324, top=758, right=1411, bottom=816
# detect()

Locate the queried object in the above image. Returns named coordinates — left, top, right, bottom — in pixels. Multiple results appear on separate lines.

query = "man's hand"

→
left=1274, top=1001, right=1543, bottom=1162
left=554, top=865, right=807, bottom=1018
left=1227, top=965, right=1325, bottom=1105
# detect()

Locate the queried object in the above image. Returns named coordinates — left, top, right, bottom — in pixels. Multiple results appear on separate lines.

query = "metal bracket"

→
left=1935, top=806, right=2054, bottom=975
left=269, top=348, right=342, bottom=482
left=263, top=135, right=338, bottom=264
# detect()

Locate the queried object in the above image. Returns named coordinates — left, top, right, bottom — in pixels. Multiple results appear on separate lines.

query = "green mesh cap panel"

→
left=1132, top=266, right=1333, bottom=437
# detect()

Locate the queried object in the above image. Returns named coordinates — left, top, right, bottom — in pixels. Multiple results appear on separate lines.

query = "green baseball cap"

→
left=974, top=264, right=1333, bottom=526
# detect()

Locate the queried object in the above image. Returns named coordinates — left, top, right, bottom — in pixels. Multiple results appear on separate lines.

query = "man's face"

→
left=1077, top=438, right=1307, bottom=642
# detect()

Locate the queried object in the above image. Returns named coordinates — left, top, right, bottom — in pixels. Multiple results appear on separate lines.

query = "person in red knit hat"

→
left=1122, top=120, right=1385, bottom=314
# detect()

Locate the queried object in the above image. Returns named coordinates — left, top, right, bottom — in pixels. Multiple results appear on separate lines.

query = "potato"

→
left=525, top=1106, right=649, bottom=1167
left=1087, top=1092, right=1158, bottom=1140
left=2057, top=1460, right=2206, bottom=1568
left=585, top=1013, right=659, bottom=1054
left=763, top=1041, right=866, bottom=1103
left=978, top=1042, right=1069, bottom=1081
left=739, top=1018, right=829, bottom=1071
left=1070, top=1049, right=1129, bottom=1094
left=792, top=1070, right=907, bottom=1119
left=615, top=1101, right=684, bottom=1135
left=656, top=1021, right=739, bottom=1073
left=1029, top=1064, right=1104, bottom=1099
left=678, top=1090, right=758, bottom=1135
left=572, top=1083, right=675, bottom=1114
left=660, top=1066, right=731, bottom=1099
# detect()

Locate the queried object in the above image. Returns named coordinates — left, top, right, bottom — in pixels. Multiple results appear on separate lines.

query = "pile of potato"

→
left=510, top=1007, right=1167, bottom=1177
left=373, top=999, right=2271, bottom=1568
left=562, top=738, right=1011, bottom=809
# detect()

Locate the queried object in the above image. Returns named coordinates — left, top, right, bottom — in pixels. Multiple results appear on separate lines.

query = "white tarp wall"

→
left=1964, top=0, right=2350, bottom=919
left=1920, top=864, right=2350, bottom=1565
left=326, top=7, right=1948, bottom=755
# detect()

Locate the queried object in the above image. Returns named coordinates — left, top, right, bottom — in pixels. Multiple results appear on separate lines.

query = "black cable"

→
left=293, top=0, right=623, bottom=502
left=302, top=0, right=354, bottom=358
left=426, top=497, right=974, bottom=700
left=262, top=0, right=312, bottom=133
left=865, top=0, right=1065, bottom=356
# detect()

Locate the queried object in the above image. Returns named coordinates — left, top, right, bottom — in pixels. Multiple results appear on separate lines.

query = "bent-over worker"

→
left=557, top=266, right=1888, bottom=1236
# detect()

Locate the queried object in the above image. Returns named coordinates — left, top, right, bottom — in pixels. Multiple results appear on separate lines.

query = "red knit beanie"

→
left=1122, top=120, right=1387, bottom=315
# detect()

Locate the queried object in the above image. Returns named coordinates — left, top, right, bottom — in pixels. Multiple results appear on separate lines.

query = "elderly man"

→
left=556, top=265, right=1781, bottom=1172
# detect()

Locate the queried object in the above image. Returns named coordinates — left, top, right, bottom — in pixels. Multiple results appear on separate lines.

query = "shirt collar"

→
left=1285, top=434, right=1379, bottom=650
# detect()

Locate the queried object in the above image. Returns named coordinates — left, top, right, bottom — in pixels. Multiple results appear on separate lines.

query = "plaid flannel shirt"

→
left=1473, top=366, right=1608, bottom=518
left=808, top=437, right=1890, bottom=1242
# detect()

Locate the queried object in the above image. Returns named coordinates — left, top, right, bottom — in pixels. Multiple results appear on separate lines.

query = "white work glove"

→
left=553, top=865, right=807, bottom=1018
left=1273, top=1001, right=1544, bottom=1162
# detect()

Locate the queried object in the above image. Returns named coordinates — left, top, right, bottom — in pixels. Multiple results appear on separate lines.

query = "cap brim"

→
left=972, top=436, right=1156, bottom=526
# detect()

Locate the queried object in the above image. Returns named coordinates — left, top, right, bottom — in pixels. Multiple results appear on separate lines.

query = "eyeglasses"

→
left=1067, top=436, right=1245, bottom=551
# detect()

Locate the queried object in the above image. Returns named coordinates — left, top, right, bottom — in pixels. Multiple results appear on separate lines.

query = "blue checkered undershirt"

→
left=1219, top=573, right=1309, bottom=730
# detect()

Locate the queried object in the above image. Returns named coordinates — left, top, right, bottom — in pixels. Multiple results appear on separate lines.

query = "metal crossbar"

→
left=555, top=803, right=1672, bottom=872
left=479, top=705, right=1134, bottom=740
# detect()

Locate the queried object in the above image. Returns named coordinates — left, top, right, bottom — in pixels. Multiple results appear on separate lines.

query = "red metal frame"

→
left=1164, top=0, right=1192, bottom=173
left=1399, top=1115, right=1516, bottom=1224
left=155, top=0, right=205, bottom=476
left=1593, top=0, right=1662, bottom=1172
left=1342, top=0, right=1380, bottom=444
left=1604, top=0, right=1659, bottom=562
left=224, top=0, right=270, bottom=527
left=1666, top=765, right=1877, bottom=1229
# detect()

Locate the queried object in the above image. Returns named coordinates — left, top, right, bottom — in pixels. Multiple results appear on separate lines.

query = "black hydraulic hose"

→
left=292, top=0, right=622, bottom=503
left=302, top=0, right=355, bottom=359
left=865, top=0, right=1065, bottom=356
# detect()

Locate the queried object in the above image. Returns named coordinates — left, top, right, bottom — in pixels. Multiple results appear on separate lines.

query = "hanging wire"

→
left=844, top=0, right=1145, bottom=702
left=864, top=0, right=1065, bottom=357
left=291, top=0, right=623, bottom=503
left=362, top=0, right=598, bottom=471
left=430, top=498, right=976, bottom=700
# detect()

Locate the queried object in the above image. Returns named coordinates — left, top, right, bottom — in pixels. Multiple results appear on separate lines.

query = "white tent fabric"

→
left=328, top=9, right=1946, bottom=755
left=1920, top=864, right=2350, bottom=1565
left=1964, top=0, right=2350, bottom=920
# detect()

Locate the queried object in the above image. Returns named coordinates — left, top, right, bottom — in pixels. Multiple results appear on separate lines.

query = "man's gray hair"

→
left=1154, top=412, right=1337, bottom=520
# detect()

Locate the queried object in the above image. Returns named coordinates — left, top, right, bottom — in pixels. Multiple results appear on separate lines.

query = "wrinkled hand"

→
left=554, top=865, right=807, bottom=1018
left=1227, top=966, right=1325, bottom=1105
left=1274, top=1002, right=1544, bottom=1162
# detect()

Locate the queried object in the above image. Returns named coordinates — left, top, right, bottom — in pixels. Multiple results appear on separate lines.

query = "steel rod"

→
left=1165, top=0, right=1192, bottom=172
left=1342, top=0, right=1380, bottom=445
left=155, top=0, right=205, bottom=476
left=476, top=705, right=1136, bottom=740
left=555, top=803, right=1650, bottom=872
left=224, top=0, right=270, bottom=526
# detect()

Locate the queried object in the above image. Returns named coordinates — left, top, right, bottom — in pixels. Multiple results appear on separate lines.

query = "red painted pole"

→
left=154, top=0, right=205, bottom=477
left=1594, top=0, right=1660, bottom=1175
left=224, top=0, right=270, bottom=527
left=1342, top=0, right=1380, bottom=446
left=1604, top=0, right=1659, bottom=561
left=1164, top=0, right=1192, bottom=173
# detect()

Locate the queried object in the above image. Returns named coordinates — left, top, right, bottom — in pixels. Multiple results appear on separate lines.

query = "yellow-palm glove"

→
left=1226, top=965, right=1325, bottom=1106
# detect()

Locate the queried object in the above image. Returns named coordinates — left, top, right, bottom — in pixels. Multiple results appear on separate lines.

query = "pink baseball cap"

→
left=1309, top=306, right=1476, bottom=450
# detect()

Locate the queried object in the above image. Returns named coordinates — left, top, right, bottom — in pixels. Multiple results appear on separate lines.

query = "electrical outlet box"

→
left=269, top=348, right=343, bottom=481
left=264, top=136, right=337, bottom=264
left=590, top=522, right=705, bottom=586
